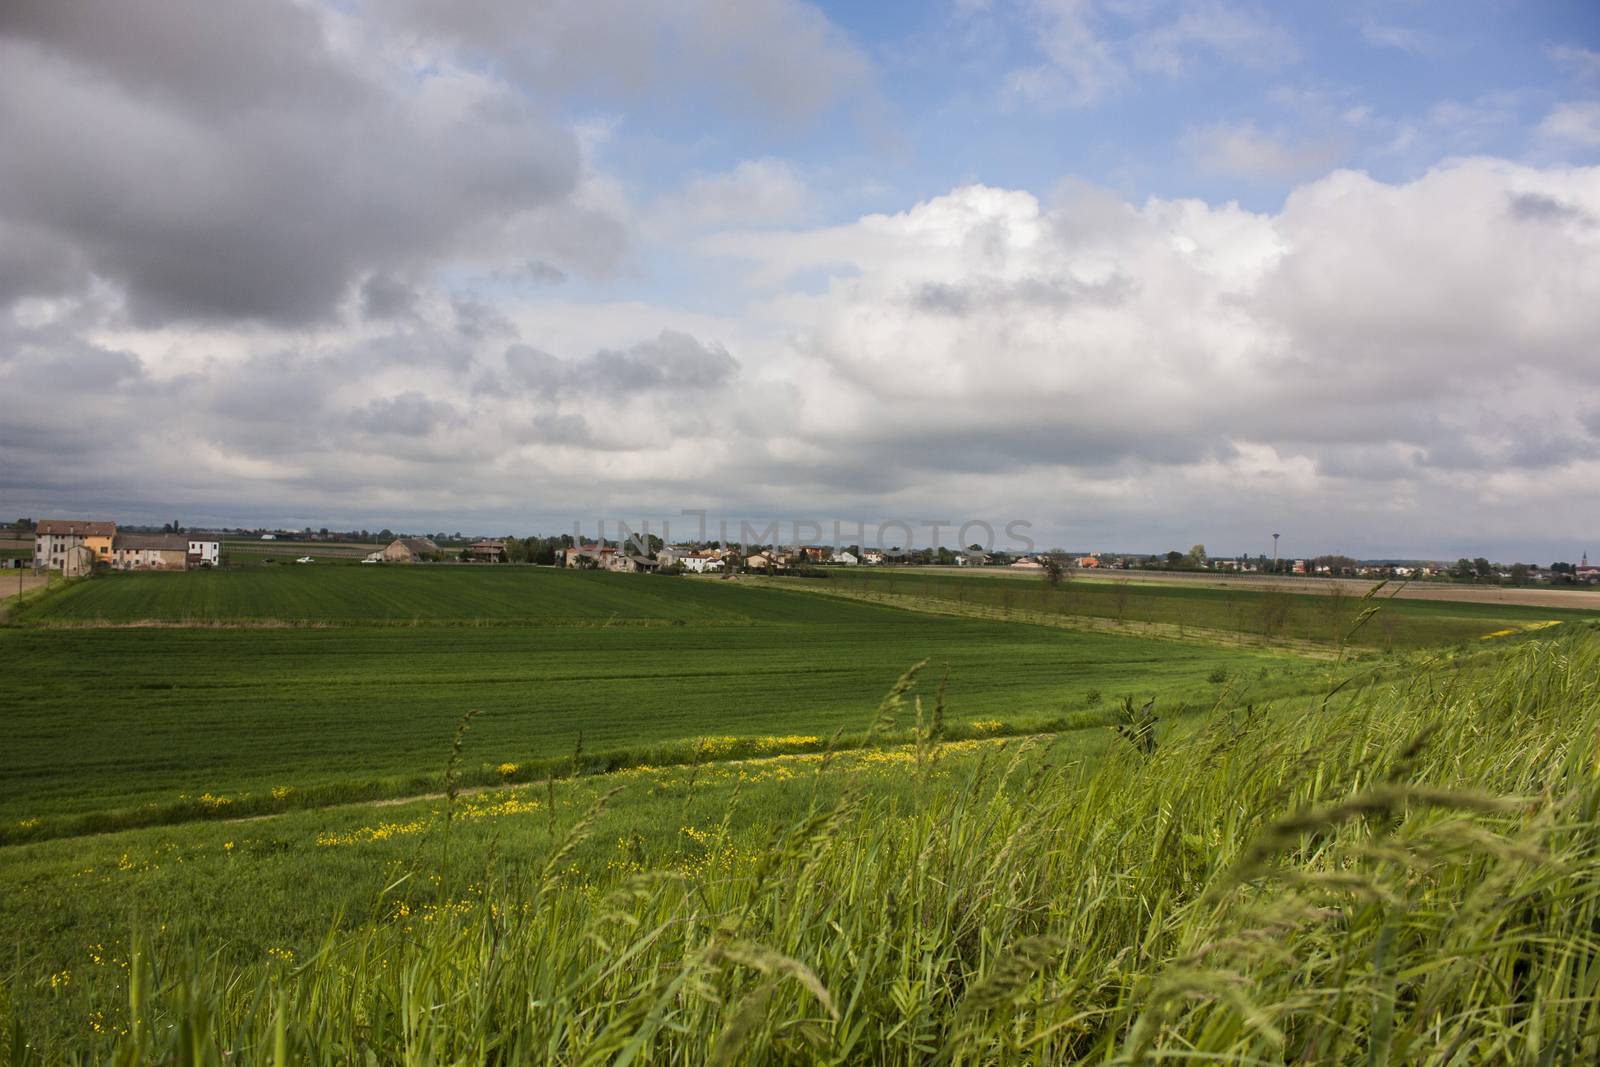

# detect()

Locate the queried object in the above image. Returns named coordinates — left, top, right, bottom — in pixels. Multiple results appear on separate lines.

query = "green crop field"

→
left=8, top=564, right=1599, bottom=1060
left=4, top=627, right=1599, bottom=1060
left=820, top=568, right=1593, bottom=649
left=2, top=570, right=1316, bottom=840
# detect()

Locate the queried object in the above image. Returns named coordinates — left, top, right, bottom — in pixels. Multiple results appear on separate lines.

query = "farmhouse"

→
left=466, top=539, right=506, bottom=562
left=187, top=538, right=220, bottom=567
left=681, top=550, right=725, bottom=573
left=113, top=534, right=189, bottom=571
left=34, top=519, right=117, bottom=572
left=831, top=550, right=859, bottom=565
left=382, top=537, right=440, bottom=563
left=557, top=544, right=649, bottom=572
left=1010, top=556, right=1044, bottom=570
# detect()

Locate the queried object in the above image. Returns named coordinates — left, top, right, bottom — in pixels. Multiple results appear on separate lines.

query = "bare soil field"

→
left=917, top=565, right=1600, bottom=610
left=0, top=573, right=49, bottom=601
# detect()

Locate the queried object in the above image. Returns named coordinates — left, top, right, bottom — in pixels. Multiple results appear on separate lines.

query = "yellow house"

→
left=34, top=519, right=118, bottom=571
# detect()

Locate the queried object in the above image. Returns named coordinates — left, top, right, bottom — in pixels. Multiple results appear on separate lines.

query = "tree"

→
left=1510, top=562, right=1530, bottom=585
left=1187, top=544, right=1208, bottom=568
left=1039, top=555, right=1064, bottom=586
left=1313, top=554, right=1359, bottom=577
left=1452, top=558, right=1475, bottom=580
left=1473, top=557, right=1492, bottom=579
left=1165, top=550, right=1185, bottom=568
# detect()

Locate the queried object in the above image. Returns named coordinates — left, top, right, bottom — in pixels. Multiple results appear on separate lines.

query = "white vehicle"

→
left=295, top=556, right=315, bottom=564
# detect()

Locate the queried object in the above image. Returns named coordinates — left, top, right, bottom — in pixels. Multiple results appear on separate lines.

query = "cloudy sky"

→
left=2, top=1, right=1599, bottom=560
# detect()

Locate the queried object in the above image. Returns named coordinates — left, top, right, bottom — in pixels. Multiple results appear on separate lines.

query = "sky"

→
left=2, top=0, right=1599, bottom=561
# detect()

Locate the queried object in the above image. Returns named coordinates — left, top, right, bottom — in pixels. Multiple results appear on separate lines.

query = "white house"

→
left=830, top=550, right=859, bottom=566
left=260, top=533, right=276, bottom=540
left=681, top=552, right=725, bottom=573
left=187, top=538, right=220, bottom=567
left=862, top=550, right=885, bottom=565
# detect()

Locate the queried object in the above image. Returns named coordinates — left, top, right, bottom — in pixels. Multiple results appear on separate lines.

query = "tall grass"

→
left=11, top=631, right=1600, bottom=1063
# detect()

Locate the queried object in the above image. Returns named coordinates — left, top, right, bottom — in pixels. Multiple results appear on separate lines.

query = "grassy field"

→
left=821, top=568, right=1592, bottom=649
left=4, top=628, right=1598, bottom=1060
left=16, top=567, right=868, bottom=625
left=2, top=571, right=1312, bottom=840
left=10, top=565, right=1595, bottom=1059
left=220, top=539, right=383, bottom=558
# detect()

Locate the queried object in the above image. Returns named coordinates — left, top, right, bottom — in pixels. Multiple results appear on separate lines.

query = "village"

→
left=16, top=518, right=1600, bottom=588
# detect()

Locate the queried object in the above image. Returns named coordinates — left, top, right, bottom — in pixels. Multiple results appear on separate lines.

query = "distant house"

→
left=1075, top=555, right=1101, bottom=569
left=466, top=539, right=506, bottom=562
left=745, top=552, right=773, bottom=570
left=831, top=550, right=859, bottom=566
left=1010, top=557, right=1044, bottom=570
left=113, top=533, right=189, bottom=571
left=798, top=546, right=830, bottom=563
left=862, top=550, right=885, bottom=566
left=682, top=550, right=725, bottom=573
left=187, top=538, right=220, bottom=567
left=35, top=519, right=117, bottom=572
left=382, top=537, right=440, bottom=563
left=557, top=544, right=649, bottom=572
left=260, top=533, right=276, bottom=541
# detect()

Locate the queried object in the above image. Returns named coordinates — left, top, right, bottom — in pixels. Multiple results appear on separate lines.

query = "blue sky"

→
left=3, top=1, right=1600, bottom=560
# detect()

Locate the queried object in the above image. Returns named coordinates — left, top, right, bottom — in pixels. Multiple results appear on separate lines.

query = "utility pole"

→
left=1272, top=533, right=1280, bottom=574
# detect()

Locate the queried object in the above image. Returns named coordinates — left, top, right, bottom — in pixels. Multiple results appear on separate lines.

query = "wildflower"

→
left=49, top=969, right=71, bottom=991
left=270, top=785, right=294, bottom=801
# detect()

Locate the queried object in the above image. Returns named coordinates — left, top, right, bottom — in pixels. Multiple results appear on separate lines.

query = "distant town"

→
left=7, top=517, right=1597, bottom=587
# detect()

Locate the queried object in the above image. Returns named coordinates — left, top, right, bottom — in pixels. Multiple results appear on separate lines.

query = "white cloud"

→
left=13, top=158, right=1596, bottom=546
left=381, top=0, right=874, bottom=128
left=1130, top=1, right=1297, bottom=75
left=1182, top=121, right=1346, bottom=180
left=1359, top=21, right=1433, bottom=55
left=1008, top=0, right=1126, bottom=107
left=1540, top=101, right=1600, bottom=149
left=647, top=159, right=812, bottom=237
left=1007, top=0, right=1294, bottom=108
left=1549, top=45, right=1600, bottom=85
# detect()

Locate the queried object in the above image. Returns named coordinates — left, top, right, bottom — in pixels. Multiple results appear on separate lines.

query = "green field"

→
left=824, top=568, right=1591, bottom=648
left=2, top=570, right=1314, bottom=839
left=5, top=627, right=1599, bottom=1060
left=9, top=565, right=1598, bottom=1059
left=14, top=566, right=759, bottom=623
